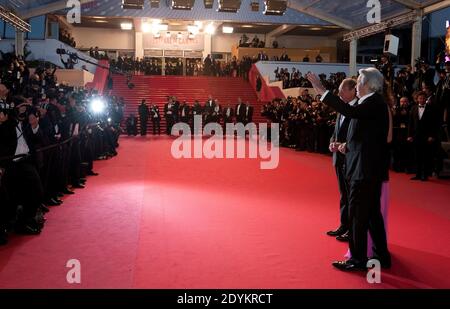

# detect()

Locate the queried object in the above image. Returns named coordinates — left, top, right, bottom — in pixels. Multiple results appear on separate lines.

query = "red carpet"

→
left=0, top=136, right=449, bottom=288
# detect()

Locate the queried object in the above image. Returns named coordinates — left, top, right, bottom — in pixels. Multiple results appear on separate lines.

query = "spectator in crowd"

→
left=126, top=114, right=138, bottom=136
left=0, top=53, right=122, bottom=245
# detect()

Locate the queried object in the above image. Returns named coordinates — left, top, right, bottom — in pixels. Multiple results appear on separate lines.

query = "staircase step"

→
left=110, top=75, right=266, bottom=134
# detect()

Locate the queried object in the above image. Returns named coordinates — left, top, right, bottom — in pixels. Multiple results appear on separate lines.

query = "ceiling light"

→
left=194, top=21, right=203, bottom=29
left=241, top=25, right=254, bottom=28
left=120, top=22, right=133, bottom=30
left=142, top=22, right=151, bottom=32
left=95, top=20, right=108, bottom=23
left=310, top=27, right=322, bottom=30
left=205, top=22, right=215, bottom=35
left=166, top=31, right=171, bottom=38
left=187, top=25, right=199, bottom=35
left=222, top=26, right=233, bottom=34
left=177, top=32, right=183, bottom=39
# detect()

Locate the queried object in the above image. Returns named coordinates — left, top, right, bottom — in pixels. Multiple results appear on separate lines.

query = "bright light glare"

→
left=205, top=23, right=215, bottom=35
left=91, top=99, right=106, bottom=114
left=142, top=22, right=151, bottom=33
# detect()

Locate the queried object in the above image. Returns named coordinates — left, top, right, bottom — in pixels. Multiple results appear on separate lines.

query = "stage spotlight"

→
left=263, top=0, right=287, bottom=16
left=168, top=0, right=195, bottom=10
left=222, top=26, right=233, bottom=34
left=218, top=0, right=241, bottom=13
left=121, top=0, right=144, bottom=9
left=204, top=0, right=213, bottom=8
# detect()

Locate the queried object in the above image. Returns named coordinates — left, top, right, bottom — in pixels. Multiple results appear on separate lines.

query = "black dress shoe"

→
left=71, top=183, right=85, bottom=189
left=15, top=224, right=41, bottom=235
left=62, top=188, right=75, bottom=195
left=87, top=171, right=99, bottom=176
left=410, top=176, right=421, bottom=180
left=44, top=198, right=61, bottom=206
left=53, top=198, right=63, bottom=204
left=326, top=226, right=347, bottom=237
left=40, top=205, right=50, bottom=213
left=336, top=231, right=350, bottom=242
left=0, top=229, right=8, bottom=246
left=332, top=260, right=367, bottom=271
left=57, top=192, right=64, bottom=198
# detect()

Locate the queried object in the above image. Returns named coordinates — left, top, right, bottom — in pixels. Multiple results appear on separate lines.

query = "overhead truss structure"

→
left=0, top=5, right=30, bottom=32
left=343, top=11, right=418, bottom=41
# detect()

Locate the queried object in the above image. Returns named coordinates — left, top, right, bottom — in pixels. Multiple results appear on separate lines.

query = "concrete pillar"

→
left=203, top=33, right=212, bottom=59
left=15, top=30, right=25, bottom=57
left=135, top=31, right=144, bottom=60
left=411, top=13, right=422, bottom=71
left=349, top=39, right=358, bottom=77
left=162, top=57, right=166, bottom=76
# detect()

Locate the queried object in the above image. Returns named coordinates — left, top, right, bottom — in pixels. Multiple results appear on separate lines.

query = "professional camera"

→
left=56, top=48, right=66, bottom=55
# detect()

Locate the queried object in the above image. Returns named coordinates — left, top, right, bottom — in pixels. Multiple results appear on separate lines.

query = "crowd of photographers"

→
left=0, top=53, right=124, bottom=245
left=262, top=89, right=336, bottom=153
left=275, top=68, right=347, bottom=89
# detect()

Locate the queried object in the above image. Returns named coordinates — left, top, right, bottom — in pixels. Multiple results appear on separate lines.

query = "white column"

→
left=411, top=13, right=422, bottom=70
left=161, top=57, right=165, bottom=76
left=203, top=33, right=212, bottom=59
left=135, top=31, right=144, bottom=59
left=349, top=38, right=358, bottom=77
left=15, top=30, right=25, bottom=57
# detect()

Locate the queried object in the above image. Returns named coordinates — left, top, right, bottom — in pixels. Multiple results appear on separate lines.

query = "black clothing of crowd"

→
left=265, top=61, right=450, bottom=179
left=129, top=96, right=254, bottom=136
left=0, top=54, right=124, bottom=246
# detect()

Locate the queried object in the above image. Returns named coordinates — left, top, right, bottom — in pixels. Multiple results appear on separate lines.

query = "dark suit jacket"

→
left=331, top=113, right=351, bottom=167
left=408, top=104, right=438, bottom=142
left=322, top=92, right=389, bottom=182
left=0, top=119, right=42, bottom=165
left=235, top=104, right=247, bottom=120
left=223, top=107, right=234, bottom=119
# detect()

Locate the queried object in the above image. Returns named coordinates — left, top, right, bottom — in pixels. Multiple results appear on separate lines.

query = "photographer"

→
left=415, top=58, right=435, bottom=90
left=0, top=98, right=45, bottom=236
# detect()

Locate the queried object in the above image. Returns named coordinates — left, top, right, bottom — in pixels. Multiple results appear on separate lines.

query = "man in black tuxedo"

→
left=179, top=101, right=190, bottom=124
left=204, top=95, right=215, bottom=124
left=244, top=103, right=253, bottom=125
left=223, top=104, right=234, bottom=130
left=308, top=68, right=391, bottom=271
left=327, top=78, right=358, bottom=242
left=407, top=91, right=439, bottom=181
left=235, top=98, right=246, bottom=124
left=138, top=99, right=149, bottom=136
left=164, top=98, right=176, bottom=135
left=149, top=104, right=160, bottom=135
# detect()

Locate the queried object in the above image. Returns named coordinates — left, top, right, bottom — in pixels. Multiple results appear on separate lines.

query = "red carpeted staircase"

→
left=109, top=75, right=265, bottom=133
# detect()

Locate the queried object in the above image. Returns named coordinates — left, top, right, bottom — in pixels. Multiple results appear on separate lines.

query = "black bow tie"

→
left=419, top=105, right=425, bottom=109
